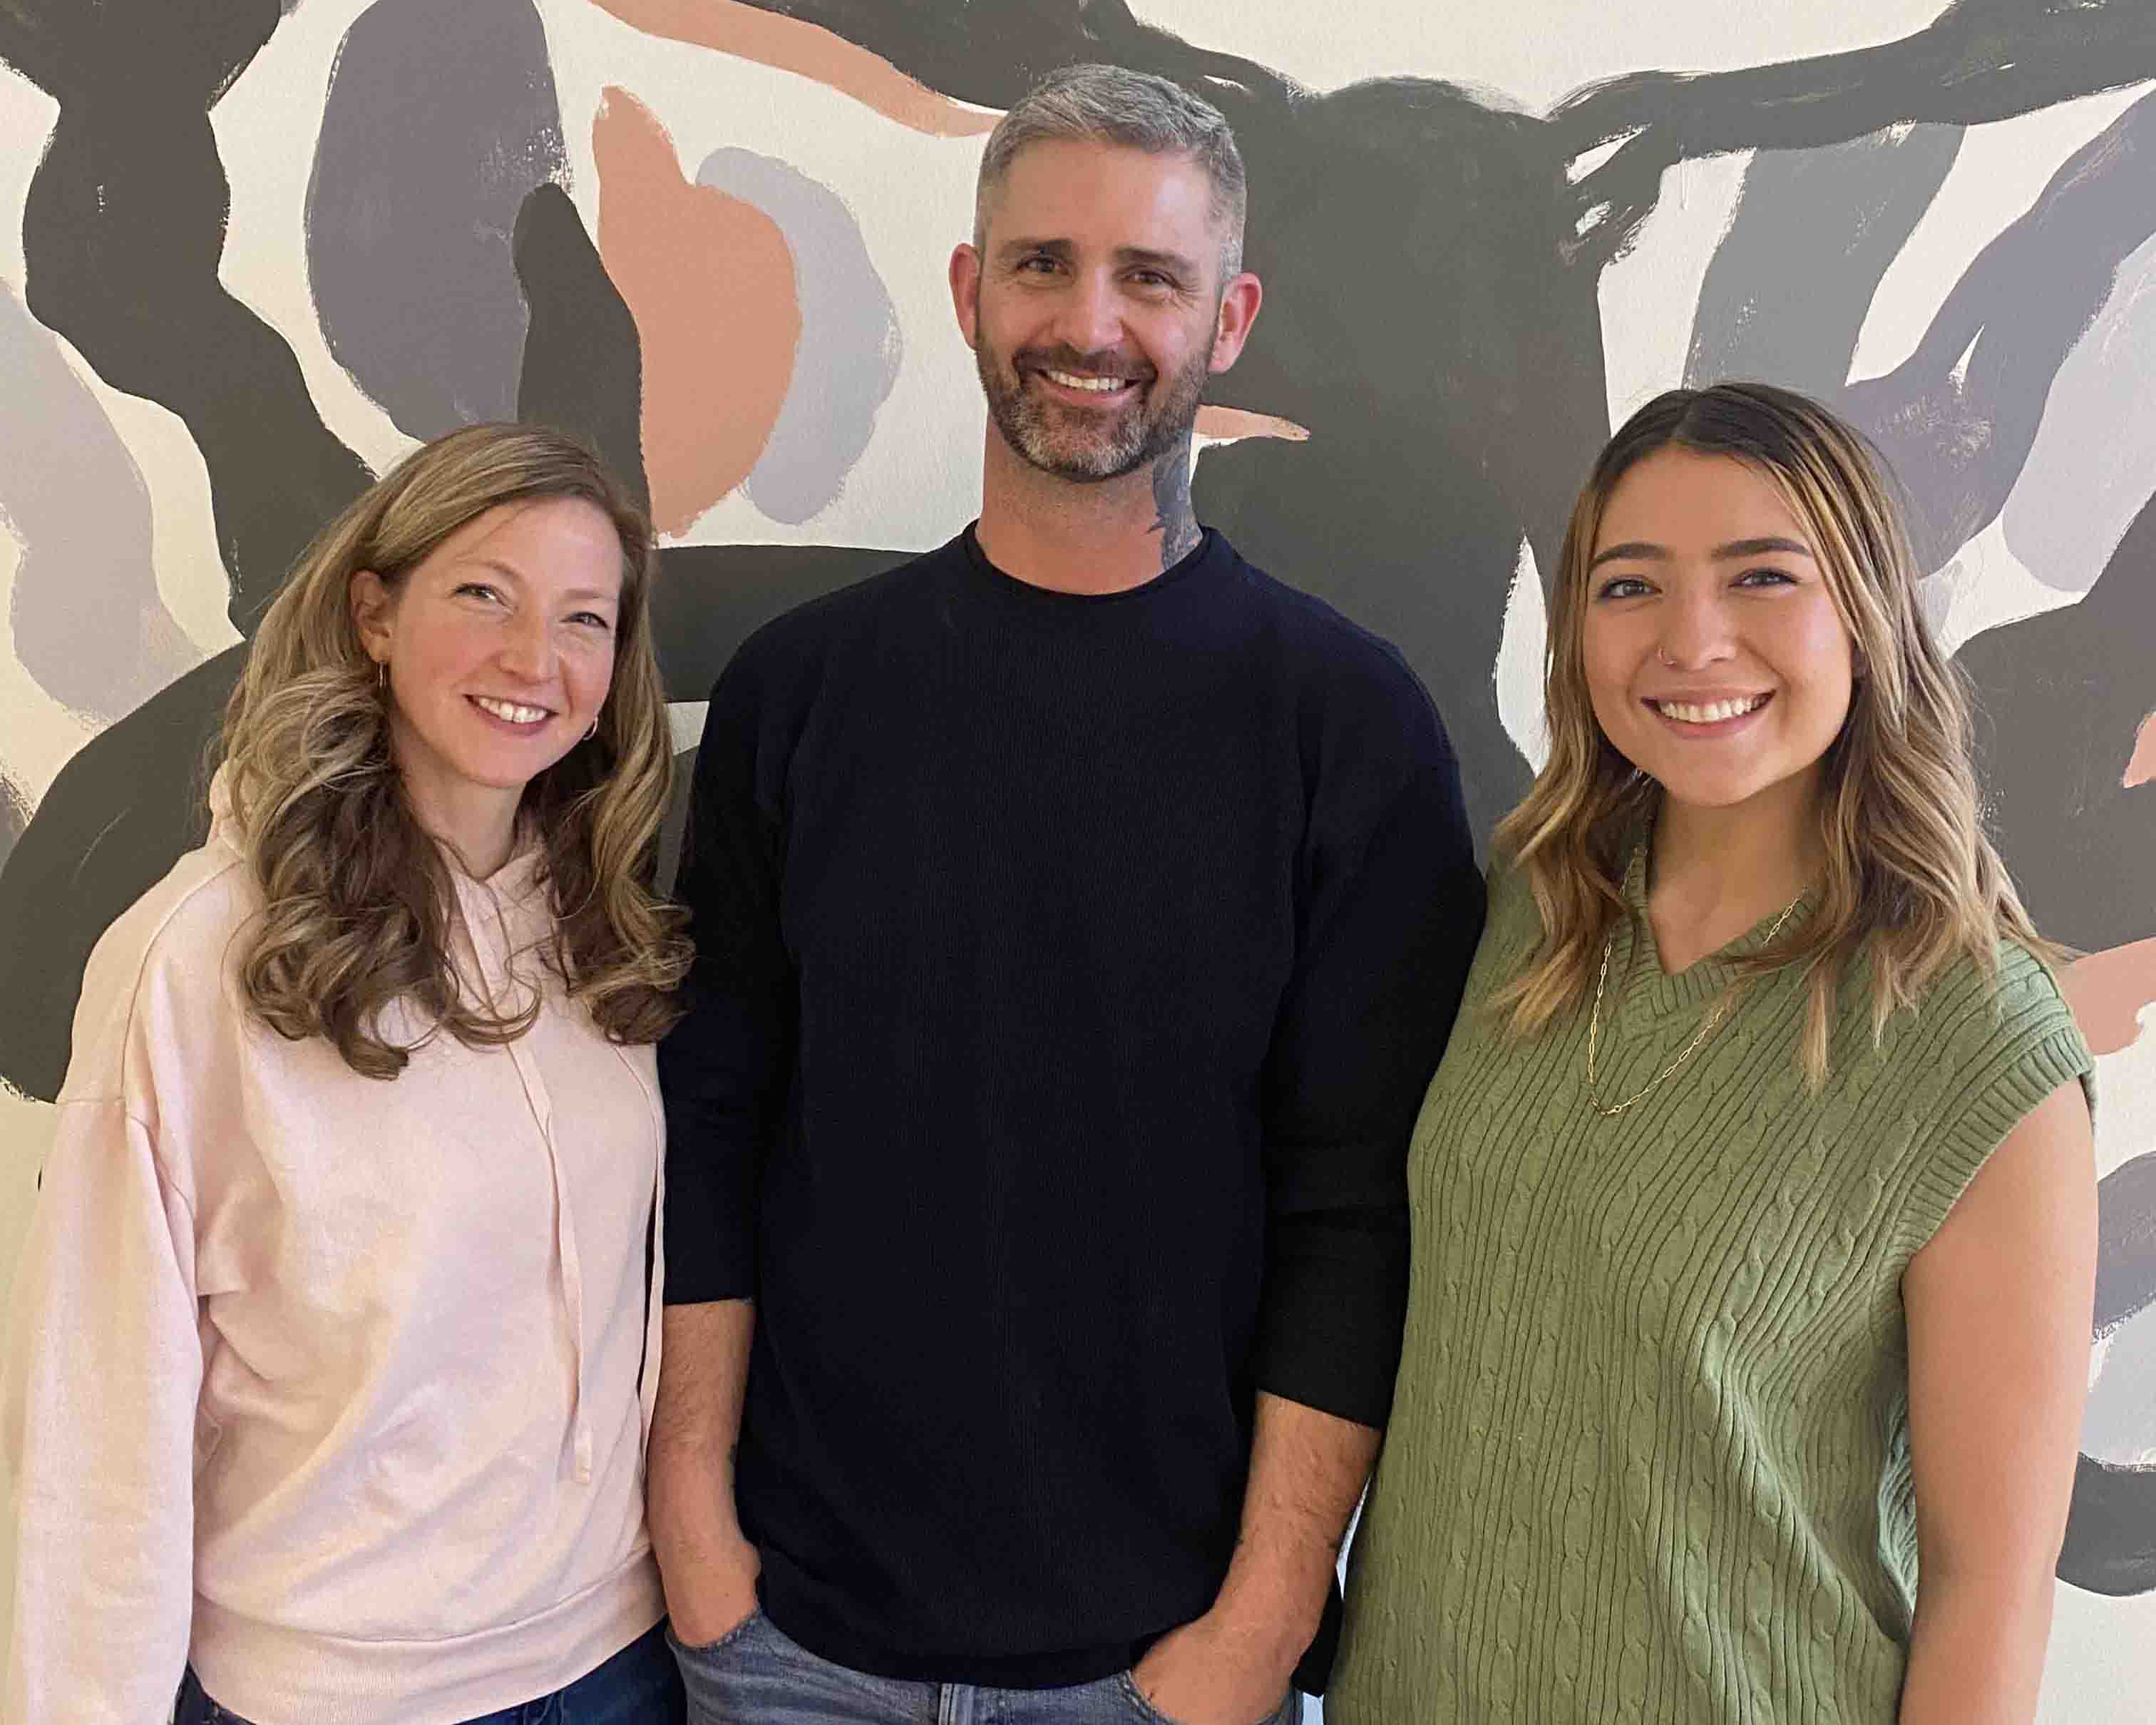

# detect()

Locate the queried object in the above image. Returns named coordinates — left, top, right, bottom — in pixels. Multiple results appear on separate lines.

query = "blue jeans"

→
left=669, top=1611, right=1300, bottom=1725
left=174, top=1621, right=686, bottom=1725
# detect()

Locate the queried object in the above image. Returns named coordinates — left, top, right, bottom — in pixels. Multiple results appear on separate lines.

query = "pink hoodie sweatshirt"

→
left=3, top=797, right=668, bottom=1724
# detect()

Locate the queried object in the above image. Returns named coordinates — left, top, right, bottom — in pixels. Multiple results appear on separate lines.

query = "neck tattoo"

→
left=1149, top=432, right=1201, bottom=570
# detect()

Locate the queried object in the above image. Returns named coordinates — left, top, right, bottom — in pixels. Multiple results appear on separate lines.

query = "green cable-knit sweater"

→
left=1330, top=846, right=2093, bottom=1724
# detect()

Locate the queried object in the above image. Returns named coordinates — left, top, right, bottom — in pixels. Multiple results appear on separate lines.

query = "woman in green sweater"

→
left=1332, top=382, right=2096, bottom=1724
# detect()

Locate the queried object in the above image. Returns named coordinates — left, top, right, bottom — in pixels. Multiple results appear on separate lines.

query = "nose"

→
left=496, top=608, right=556, bottom=684
left=1050, top=267, right=1125, bottom=358
left=1655, top=588, right=1735, bottom=672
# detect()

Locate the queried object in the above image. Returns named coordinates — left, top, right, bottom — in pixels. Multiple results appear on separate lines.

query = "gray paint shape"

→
left=1842, top=86, right=2156, bottom=573
left=307, top=0, right=567, bottom=439
left=2003, top=227, right=2156, bottom=593
left=1, top=280, right=195, bottom=720
left=697, top=148, right=902, bottom=525
left=1688, top=126, right=1962, bottom=403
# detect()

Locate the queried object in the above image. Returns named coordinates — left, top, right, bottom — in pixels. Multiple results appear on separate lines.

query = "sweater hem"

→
left=187, top=1555, right=664, bottom=1725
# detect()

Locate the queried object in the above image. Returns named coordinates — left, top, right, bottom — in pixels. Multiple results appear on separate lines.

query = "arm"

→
left=650, top=645, right=798, bottom=1637
left=3, top=1100, right=202, bottom=1724
left=1899, top=1080, right=2097, bottom=1725
left=647, top=1301, right=761, bottom=1643
left=1134, top=1393, right=1377, bottom=1720
left=1143, top=677, right=1485, bottom=1719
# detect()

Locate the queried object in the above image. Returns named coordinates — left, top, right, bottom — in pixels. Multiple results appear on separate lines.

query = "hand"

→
left=660, top=1525, right=762, bottom=1649
left=1131, top=1611, right=1295, bottom=1725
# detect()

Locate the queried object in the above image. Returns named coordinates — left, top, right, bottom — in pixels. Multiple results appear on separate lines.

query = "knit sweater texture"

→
left=660, top=526, right=1484, bottom=1688
left=1330, top=845, right=2093, bottom=1724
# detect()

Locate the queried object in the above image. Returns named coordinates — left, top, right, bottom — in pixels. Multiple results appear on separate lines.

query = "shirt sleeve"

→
left=4, top=1095, right=204, bottom=1725
left=1250, top=675, right=1484, bottom=1428
left=657, top=644, right=800, bottom=1305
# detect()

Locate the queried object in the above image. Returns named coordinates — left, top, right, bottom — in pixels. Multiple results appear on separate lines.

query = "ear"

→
left=949, top=242, right=983, bottom=349
left=349, top=569, right=396, bottom=664
left=1207, top=271, right=1263, bottom=374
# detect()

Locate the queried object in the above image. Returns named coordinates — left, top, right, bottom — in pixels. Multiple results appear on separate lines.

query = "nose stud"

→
left=1657, top=646, right=1676, bottom=668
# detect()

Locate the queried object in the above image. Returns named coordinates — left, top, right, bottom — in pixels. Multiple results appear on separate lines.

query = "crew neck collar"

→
left=960, top=522, right=1221, bottom=605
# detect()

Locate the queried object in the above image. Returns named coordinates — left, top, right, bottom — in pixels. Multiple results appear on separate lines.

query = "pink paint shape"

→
left=1196, top=406, right=1312, bottom=444
left=2127, top=710, right=2156, bottom=789
left=2064, top=938, right=2156, bottom=1058
left=595, top=87, right=802, bottom=536
left=595, top=1, right=997, bottom=138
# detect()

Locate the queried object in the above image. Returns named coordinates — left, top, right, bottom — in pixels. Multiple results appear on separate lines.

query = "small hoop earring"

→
left=1656, top=646, right=1676, bottom=668
left=376, top=660, right=387, bottom=691
left=583, top=717, right=598, bottom=742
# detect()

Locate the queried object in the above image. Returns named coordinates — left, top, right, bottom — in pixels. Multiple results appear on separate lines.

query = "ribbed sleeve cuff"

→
left=1249, top=1239, right=1410, bottom=1428
left=1893, top=1023, right=2094, bottom=1259
left=659, top=1160, right=756, bottom=1304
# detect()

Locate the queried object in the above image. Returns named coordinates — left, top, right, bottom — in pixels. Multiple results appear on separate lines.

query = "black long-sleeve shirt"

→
left=659, top=526, right=1483, bottom=1689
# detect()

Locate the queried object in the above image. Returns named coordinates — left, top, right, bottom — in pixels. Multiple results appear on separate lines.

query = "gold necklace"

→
left=1583, top=875, right=1807, bottom=1119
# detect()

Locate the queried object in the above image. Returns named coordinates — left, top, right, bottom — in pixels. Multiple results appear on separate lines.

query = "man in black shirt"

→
left=652, top=62, right=1484, bottom=1724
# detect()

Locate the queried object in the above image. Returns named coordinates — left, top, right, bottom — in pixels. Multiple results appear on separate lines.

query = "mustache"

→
left=1015, top=345, right=1157, bottom=382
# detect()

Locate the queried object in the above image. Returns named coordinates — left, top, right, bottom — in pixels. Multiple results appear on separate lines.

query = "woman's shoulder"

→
left=63, top=834, right=260, bottom=1102
left=1480, top=845, right=1555, bottom=951
left=1884, top=933, right=2083, bottom=1058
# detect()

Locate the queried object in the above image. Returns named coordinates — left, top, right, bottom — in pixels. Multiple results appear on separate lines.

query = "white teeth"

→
left=1655, top=694, right=1768, bottom=725
left=1043, top=368, right=1129, bottom=392
left=473, top=696, right=550, bottom=725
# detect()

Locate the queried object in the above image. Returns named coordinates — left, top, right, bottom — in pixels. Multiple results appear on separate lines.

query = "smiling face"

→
left=351, top=496, right=624, bottom=866
left=951, top=138, right=1257, bottom=483
left=1581, top=448, right=1857, bottom=826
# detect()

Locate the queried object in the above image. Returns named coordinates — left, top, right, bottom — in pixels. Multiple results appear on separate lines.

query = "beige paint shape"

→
left=595, top=0, right=997, bottom=138
left=595, top=88, right=802, bottom=535
left=2064, top=938, right=2156, bottom=1059
left=2127, top=711, right=2156, bottom=789
left=1195, top=406, right=1310, bottom=444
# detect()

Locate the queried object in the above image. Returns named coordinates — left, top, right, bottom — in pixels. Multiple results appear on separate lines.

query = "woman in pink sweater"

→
left=4, top=425, right=694, bottom=1724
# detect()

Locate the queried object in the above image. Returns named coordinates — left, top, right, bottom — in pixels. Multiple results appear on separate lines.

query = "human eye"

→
left=568, top=610, right=615, bottom=633
left=453, top=580, right=504, bottom=604
left=1735, top=566, right=1797, bottom=589
left=1593, top=575, right=1652, bottom=600
left=1015, top=252, right=1061, bottom=276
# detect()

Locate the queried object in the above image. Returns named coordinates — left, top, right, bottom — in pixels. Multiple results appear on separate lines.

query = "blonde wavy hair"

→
left=217, top=423, right=689, bottom=1078
left=1493, top=381, right=2053, bottom=1084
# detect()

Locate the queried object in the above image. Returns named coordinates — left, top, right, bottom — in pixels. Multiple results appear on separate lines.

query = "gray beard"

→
left=977, top=344, right=1208, bottom=483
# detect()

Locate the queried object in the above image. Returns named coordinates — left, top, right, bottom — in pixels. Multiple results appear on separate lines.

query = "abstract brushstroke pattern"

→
left=1845, top=88, right=2156, bottom=575
left=515, top=183, right=651, bottom=517
left=1963, top=487, right=2156, bottom=956
left=2059, top=1150, right=2156, bottom=1595
left=699, top=148, right=901, bottom=524
left=593, top=0, right=997, bottom=136
left=2004, top=225, right=2156, bottom=596
left=0, top=772, right=27, bottom=876
left=307, top=0, right=568, bottom=439
left=6, top=0, right=374, bottom=635
left=1686, top=126, right=1963, bottom=408
left=595, top=88, right=801, bottom=534
left=0, top=281, right=196, bottom=720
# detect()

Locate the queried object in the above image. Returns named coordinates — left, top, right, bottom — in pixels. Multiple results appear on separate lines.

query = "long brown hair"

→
left=1492, top=382, right=2053, bottom=1082
left=217, top=424, right=689, bottom=1078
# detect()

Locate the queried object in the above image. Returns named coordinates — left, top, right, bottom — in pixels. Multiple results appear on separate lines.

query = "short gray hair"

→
left=975, top=63, right=1247, bottom=279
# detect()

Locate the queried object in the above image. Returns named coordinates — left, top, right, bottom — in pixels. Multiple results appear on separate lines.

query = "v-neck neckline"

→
left=1611, top=830, right=1815, bottom=1020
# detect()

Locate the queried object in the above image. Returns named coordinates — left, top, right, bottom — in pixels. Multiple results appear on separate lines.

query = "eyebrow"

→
left=1586, top=536, right=1815, bottom=572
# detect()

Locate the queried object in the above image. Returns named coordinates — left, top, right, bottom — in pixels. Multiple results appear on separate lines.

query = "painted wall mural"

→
left=1, top=0, right=2153, bottom=1709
